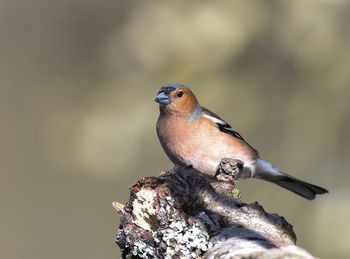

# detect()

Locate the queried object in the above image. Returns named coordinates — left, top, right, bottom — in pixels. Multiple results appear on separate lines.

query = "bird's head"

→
left=155, top=84, right=200, bottom=118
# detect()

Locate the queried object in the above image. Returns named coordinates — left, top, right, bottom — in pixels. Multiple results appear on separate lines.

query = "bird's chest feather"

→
left=157, top=115, right=256, bottom=176
left=157, top=117, right=222, bottom=166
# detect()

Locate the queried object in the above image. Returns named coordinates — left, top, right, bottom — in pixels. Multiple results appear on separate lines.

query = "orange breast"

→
left=157, top=116, right=257, bottom=177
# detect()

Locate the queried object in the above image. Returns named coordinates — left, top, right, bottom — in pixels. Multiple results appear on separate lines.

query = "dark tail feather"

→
left=273, top=175, right=328, bottom=200
left=254, top=160, right=328, bottom=200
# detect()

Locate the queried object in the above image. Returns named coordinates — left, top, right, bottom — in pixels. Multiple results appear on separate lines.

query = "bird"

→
left=155, top=83, right=328, bottom=200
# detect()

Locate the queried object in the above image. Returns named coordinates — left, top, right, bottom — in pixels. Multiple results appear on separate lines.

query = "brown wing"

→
left=201, top=107, right=259, bottom=157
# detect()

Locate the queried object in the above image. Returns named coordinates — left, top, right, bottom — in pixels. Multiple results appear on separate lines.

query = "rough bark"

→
left=114, top=159, right=316, bottom=259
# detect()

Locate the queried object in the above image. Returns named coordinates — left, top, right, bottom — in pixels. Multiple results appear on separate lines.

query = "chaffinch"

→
left=155, top=84, right=328, bottom=200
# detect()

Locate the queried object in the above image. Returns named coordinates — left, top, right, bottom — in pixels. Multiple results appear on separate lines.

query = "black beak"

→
left=155, top=91, right=171, bottom=105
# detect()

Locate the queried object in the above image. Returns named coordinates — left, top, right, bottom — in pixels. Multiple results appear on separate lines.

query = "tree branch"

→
left=114, top=159, right=316, bottom=258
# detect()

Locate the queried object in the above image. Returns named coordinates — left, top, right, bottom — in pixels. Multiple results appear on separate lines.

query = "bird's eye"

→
left=177, top=91, right=183, bottom=98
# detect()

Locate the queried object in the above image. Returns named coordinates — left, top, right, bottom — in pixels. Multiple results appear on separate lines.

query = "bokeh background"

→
left=1, top=0, right=349, bottom=258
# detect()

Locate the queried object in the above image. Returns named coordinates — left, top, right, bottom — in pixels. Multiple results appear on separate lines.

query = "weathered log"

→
left=114, top=159, right=316, bottom=258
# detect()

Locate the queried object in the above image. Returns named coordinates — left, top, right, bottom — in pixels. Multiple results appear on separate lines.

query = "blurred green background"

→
left=1, top=0, right=349, bottom=258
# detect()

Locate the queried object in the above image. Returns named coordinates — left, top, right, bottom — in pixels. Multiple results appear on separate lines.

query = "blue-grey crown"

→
left=158, top=84, right=186, bottom=93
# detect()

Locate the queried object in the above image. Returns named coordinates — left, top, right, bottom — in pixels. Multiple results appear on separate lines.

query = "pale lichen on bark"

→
left=114, top=159, right=316, bottom=259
